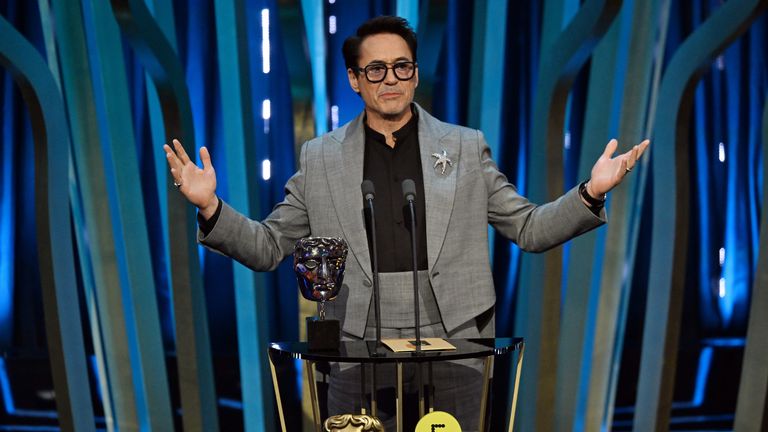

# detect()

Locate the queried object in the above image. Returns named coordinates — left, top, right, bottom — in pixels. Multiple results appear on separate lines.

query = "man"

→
left=164, top=15, right=648, bottom=431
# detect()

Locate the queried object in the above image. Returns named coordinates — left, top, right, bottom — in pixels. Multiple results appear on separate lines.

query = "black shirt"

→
left=363, top=108, right=428, bottom=272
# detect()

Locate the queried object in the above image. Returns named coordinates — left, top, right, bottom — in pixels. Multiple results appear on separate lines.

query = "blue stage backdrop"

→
left=0, top=0, right=766, bottom=431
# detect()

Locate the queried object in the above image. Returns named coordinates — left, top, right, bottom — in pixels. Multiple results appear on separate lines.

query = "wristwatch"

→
left=579, top=180, right=606, bottom=208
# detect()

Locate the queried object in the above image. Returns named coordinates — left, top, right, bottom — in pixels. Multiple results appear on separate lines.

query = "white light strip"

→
left=564, top=131, right=571, bottom=150
left=716, top=55, right=725, bottom=70
left=263, top=99, right=271, bottom=134
left=329, top=15, right=337, bottom=34
left=331, top=105, right=339, bottom=130
left=719, top=247, right=725, bottom=266
left=261, top=8, right=271, bottom=73
left=718, top=142, right=725, bottom=162
left=262, top=159, right=271, bottom=181
left=719, top=278, right=726, bottom=298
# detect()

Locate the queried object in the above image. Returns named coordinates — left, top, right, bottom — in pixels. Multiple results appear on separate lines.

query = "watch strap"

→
left=579, top=180, right=605, bottom=208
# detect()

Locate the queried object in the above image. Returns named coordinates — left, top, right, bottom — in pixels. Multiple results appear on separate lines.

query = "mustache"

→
left=377, top=86, right=403, bottom=96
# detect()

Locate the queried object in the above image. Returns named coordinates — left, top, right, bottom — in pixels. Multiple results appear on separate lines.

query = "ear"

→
left=347, top=68, right=360, bottom=93
left=414, top=67, right=419, bottom=89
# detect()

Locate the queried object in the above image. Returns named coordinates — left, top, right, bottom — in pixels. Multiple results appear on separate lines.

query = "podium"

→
left=268, top=338, right=524, bottom=432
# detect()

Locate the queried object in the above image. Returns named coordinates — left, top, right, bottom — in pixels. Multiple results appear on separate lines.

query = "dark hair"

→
left=342, top=16, right=418, bottom=71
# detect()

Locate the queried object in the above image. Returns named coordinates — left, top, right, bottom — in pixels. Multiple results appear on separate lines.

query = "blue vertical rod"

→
left=301, top=0, right=328, bottom=135
left=0, top=15, right=96, bottom=432
left=215, top=0, right=274, bottom=430
left=82, top=0, right=175, bottom=429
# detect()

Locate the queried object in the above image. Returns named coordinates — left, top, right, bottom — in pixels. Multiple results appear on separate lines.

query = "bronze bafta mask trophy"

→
left=294, top=237, right=348, bottom=350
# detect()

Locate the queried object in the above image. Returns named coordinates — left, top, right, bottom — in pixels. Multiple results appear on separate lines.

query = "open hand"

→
left=163, top=139, right=219, bottom=219
left=587, top=138, right=650, bottom=198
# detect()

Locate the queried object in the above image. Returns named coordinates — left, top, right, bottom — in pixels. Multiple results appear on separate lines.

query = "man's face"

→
left=347, top=33, right=418, bottom=120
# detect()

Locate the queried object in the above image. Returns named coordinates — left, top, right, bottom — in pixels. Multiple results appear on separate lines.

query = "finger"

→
left=173, top=138, right=192, bottom=165
left=163, top=143, right=176, bottom=162
left=200, top=146, right=213, bottom=171
left=618, top=156, right=629, bottom=178
left=164, top=144, right=182, bottom=172
left=602, top=138, right=618, bottom=158
left=618, top=144, right=638, bottom=167
left=629, top=145, right=639, bottom=166
left=636, top=139, right=650, bottom=159
left=170, top=167, right=182, bottom=185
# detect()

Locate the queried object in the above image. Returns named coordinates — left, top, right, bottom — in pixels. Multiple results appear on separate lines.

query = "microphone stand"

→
left=402, top=180, right=423, bottom=354
left=403, top=179, right=425, bottom=418
left=407, top=201, right=422, bottom=353
left=362, top=181, right=383, bottom=356
left=365, top=196, right=383, bottom=351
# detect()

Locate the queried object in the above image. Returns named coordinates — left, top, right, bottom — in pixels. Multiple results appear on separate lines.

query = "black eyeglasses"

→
left=354, top=61, right=417, bottom=83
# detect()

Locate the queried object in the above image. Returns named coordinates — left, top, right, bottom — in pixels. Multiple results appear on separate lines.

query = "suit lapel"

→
left=324, top=105, right=459, bottom=278
left=416, top=106, right=460, bottom=271
left=324, top=114, right=373, bottom=279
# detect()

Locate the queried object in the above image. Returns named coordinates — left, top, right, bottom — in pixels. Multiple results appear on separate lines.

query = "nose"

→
left=318, top=257, right=330, bottom=279
left=383, top=67, right=398, bottom=84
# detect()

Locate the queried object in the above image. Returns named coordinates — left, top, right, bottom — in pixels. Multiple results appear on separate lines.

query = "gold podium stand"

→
left=268, top=337, right=524, bottom=432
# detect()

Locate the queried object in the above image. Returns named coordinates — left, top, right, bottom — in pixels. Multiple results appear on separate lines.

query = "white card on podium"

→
left=381, top=338, right=456, bottom=352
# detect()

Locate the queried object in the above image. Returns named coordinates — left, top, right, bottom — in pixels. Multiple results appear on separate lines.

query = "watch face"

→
left=293, top=237, right=348, bottom=302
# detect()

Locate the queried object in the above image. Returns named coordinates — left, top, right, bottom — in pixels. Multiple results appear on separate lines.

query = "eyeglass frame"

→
left=351, top=61, right=418, bottom=84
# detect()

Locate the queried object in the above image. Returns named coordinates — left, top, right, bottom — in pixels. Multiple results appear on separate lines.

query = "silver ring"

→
left=625, top=167, right=632, bottom=173
left=173, top=181, right=182, bottom=188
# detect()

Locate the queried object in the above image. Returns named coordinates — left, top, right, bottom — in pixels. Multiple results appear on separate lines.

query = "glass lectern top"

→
left=268, top=337, right=523, bottom=363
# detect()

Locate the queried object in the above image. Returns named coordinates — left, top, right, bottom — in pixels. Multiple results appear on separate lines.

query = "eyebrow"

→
left=366, top=56, right=412, bottom=65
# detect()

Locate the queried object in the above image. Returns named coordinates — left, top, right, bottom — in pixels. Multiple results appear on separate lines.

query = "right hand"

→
left=163, top=139, right=219, bottom=219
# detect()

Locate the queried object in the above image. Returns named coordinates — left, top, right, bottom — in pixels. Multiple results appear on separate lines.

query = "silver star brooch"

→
left=431, top=150, right=453, bottom=175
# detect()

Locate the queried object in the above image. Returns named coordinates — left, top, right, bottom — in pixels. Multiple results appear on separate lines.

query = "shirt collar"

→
left=364, top=104, right=419, bottom=147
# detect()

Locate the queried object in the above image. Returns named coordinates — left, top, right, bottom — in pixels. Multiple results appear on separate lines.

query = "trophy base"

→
left=306, top=317, right=340, bottom=351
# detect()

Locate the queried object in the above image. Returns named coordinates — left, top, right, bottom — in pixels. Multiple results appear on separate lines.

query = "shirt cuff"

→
left=197, top=198, right=223, bottom=235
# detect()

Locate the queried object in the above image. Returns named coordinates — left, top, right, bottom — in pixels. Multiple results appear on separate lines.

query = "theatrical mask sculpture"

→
left=294, top=237, right=348, bottom=350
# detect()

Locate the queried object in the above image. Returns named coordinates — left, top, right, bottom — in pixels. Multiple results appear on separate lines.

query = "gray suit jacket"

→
left=199, top=104, right=605, bottom=339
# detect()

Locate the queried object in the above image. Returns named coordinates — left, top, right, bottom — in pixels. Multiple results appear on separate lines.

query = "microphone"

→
left=361, top=180, right=382, bottom=350
left=401, top=179, right=422, bottom=353
left=362, top=180, right=375, bottom=202
left=402, top=179, right=417, bottom=202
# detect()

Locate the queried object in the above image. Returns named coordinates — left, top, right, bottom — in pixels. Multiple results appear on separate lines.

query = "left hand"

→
left=586, top=138, right=650, bottom=198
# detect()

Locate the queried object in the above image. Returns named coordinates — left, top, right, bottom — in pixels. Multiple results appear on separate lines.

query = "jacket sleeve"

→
left=197, top=142, right=312, bottom=271
left=480, top=130, right=606, bottom=252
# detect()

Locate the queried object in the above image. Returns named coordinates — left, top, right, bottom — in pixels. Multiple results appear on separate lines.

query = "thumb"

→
left=200, top=146, right=213, bottom=171
left=602, top=139, right=618, bottom=158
